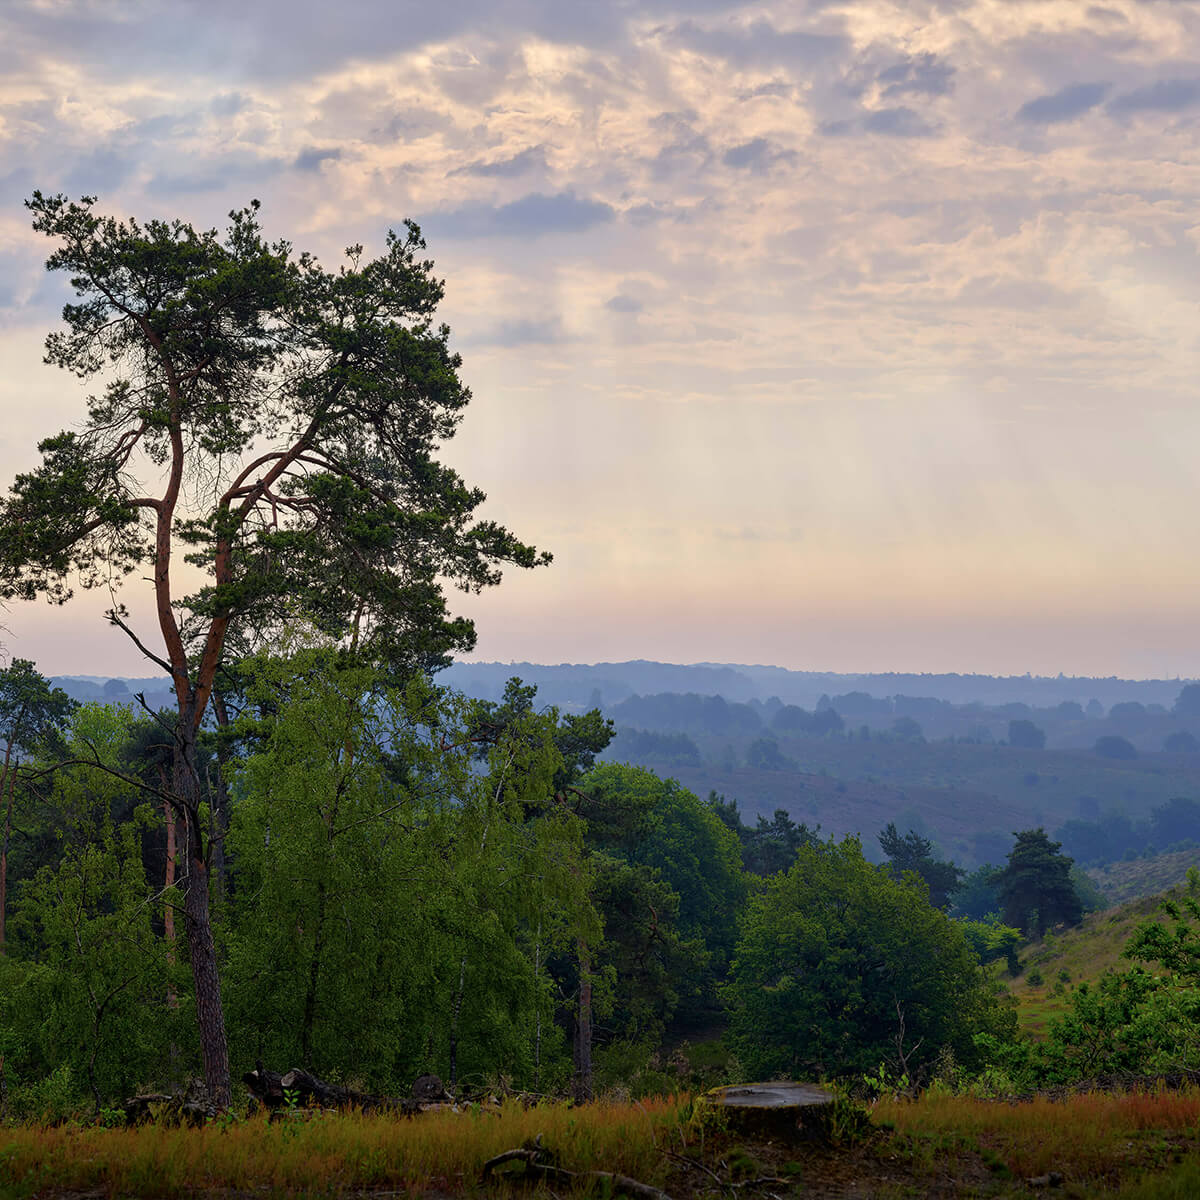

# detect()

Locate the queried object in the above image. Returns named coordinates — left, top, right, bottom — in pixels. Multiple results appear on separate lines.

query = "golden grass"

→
left=876, top=1087, right=1200, bottom=1183
left=0, top=1096, right=687, bottom=1198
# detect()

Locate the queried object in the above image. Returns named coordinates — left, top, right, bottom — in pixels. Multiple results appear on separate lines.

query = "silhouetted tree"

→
left=997, top=829, right=1082, bottom=938
left=1008, top=719, right=1046, bottom=750
left=1095, top=735, right=1138, bottom=760
left=878, top=823, right=964, bottom=910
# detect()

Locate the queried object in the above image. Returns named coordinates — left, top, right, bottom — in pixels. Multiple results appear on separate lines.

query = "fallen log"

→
left=124, top=1077, right=215, bottom=1126
left=242, top=1065, right=445, bottom=1115
left=481, top=1135, right=674, bottom=1200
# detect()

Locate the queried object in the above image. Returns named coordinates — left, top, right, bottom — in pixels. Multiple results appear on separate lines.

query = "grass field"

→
left=7, top=1087, right=1200, bottom=1198
left=1003, top=884, right=1189, bottom=1038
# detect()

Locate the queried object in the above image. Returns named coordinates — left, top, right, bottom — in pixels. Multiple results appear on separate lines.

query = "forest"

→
left=5, top=194, right=1200, bottom=1199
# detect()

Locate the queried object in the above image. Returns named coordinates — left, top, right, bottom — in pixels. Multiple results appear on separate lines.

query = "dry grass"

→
left=0, top=1096, right=686, bottom=1198
left=876, top=1087, right=1200, bottom=1186
left=8, top=1088, right=1200, bottom=1198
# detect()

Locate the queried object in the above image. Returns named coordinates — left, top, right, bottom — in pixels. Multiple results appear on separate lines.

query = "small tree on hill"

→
left=1008, top=719, right=1046, bottom=750
left=725, top=837, right=1014, bottom=1080
left=1095, top=735, right=1138, bottom=760
left=998, top=829, right=1082, bottom=938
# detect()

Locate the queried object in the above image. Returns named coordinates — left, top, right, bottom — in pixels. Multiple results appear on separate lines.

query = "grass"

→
left=875, top=1087, right=1200, bottom=1193
left=0, top=1096, right=685, bottom=1198
left=8, top=1085, right=1200, bottom=1197
left=1089, top=850, right=1200, bottom=906
left=1004, top=887, right=1186, bottom=1038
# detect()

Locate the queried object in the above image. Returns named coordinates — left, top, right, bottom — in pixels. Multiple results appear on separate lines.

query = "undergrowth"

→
left=876, top=1086, right=1200, bottom=1184
left=0, top=1096, right=686, bottom=1198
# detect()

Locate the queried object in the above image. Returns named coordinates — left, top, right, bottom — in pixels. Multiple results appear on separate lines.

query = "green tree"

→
left=0, top=659, right=76, bottom=951
left=225, top=652, right=590, bottom=1094
left=0, top=195, right=548, bottom=1105
left=4, top=704, right=182, bottom=1112
left=744, top=737, right=794, bottom=771
left=997, top=829, right=1083, bottom=938
left=741, top=808, right=821, bottom=877
left=1039, top=875, right=1200, bottom=1080
left=725, top=837, right=1013, bottom=1080
left=878, top=823, right=964, bottom=910
left=1095, top=735, right=1138, bottom=760
left=579, top=764, right=746, bottom=1031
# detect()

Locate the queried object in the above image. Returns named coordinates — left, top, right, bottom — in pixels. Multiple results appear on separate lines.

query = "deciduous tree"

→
left=0, top=659, right=76, bottom=952
left=725, top=836, right=1012, bottom=1080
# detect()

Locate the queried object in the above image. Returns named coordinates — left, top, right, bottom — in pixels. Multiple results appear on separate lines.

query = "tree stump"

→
left=698, top=1081, right=838, bottom=1141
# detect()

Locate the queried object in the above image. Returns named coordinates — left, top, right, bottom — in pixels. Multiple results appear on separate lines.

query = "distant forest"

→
left=55, top=660, right=1200, bottom=875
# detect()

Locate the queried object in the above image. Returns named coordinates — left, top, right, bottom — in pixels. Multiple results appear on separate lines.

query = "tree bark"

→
left=573, top=939, right=593, bottom=1104
left=163, top=795, right=177, bottom=1006
left=0, top=739, right=14, bottom=954
left=209, top=689, right=232, bottom=900
left=175, top=721, right=231, bottom=1109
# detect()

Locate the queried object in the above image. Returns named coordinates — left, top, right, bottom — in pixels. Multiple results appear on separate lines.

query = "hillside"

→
left=1008, top=882, right=1196, bottom=1038
left=1087, top=849, right=1200, bottom=905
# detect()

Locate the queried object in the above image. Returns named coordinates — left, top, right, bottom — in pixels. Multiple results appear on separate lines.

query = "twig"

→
left=659, top=1146, right=726, bottom=1188
left=481, top=1141, right=675, bottom=1200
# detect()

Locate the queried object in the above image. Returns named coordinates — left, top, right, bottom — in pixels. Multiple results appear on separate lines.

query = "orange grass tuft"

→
left=0, top=1096, right=688, bottom=1198
left=876, top=1087, right=1200, bottom=1181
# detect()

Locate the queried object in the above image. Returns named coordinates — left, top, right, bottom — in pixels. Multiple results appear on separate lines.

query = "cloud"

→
left=877, top=53, right=955, bottom=99
left=666, top=17, right=849, bottom=69
left=452, top=145, right=548, bottom=177
left=465, top=317, right=569, bottom=346
left=211, top=92, right=250, bottom=117
left=63, top=149, right=137, bottom=195
left=1017, top=82, right=1110, bottom=124
left=722, top=137, right=797, bottom=171
left=862, top=107, right=937, bottom=137
left=1108, top=78, right=1200, bottom=115
left=428, top=190, right=616, bottom=239
left=606, top=294, right=642, bottom=313
left=294, top=146, right=342, bottom=171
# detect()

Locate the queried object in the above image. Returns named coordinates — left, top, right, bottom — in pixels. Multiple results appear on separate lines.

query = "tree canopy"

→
left=0, top=193, right=550, bottom=1107
left=725, top=836, right=1012, bottom=1080
left=997, top=828, right=1083, bottom=938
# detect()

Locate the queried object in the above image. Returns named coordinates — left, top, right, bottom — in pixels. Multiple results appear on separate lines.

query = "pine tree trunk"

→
left=164, top=796, right=178, bottom=1007
left=573, top=939, right=593, bottom=1104
left=209, top=690, right=232, bottom=900
left=175, top=724, right=231, bottom=1108
left=0, top=741, right=14, bottom=954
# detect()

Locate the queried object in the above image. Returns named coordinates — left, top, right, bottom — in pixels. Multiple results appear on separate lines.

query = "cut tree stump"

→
left=698, top=1081, right=839, bottom=1141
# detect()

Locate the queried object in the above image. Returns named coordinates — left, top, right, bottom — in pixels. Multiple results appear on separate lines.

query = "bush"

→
left=725, top=837, right=1015, bottom=1080
left=1095, top=735, right=1138, bottom=760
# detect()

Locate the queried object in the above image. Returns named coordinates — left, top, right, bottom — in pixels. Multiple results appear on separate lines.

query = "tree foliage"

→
left=997, top=829, right=1083, bottom=938
left=0, top=193, right=550, bottom=1105
left=725, top=836, right=1013, bottom=1080
left=878, top=823, right=964, bottom=910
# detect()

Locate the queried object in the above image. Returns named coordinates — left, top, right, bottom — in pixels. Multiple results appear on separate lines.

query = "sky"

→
left=2, top=0, right=1200, bottom=681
